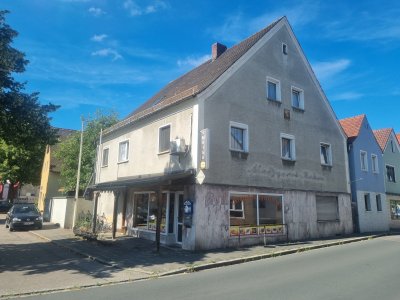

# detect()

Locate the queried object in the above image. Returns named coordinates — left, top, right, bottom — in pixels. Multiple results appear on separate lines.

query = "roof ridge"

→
left=104, top=17, right=283, bottom=135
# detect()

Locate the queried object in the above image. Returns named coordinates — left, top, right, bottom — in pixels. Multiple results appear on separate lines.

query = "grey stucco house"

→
left=374, top=128, right=400, bottom=229
left=340, top=115, right=389, bottom=233
left=92, top=17, right=353, bottom=250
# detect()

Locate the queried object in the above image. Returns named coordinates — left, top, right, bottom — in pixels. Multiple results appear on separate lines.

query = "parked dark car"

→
left=5, top=203, right=43, bottom=231
left=0, top=199, right=12, bottom=213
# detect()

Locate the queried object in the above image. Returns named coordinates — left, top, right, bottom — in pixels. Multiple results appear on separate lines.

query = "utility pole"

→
left=72, top=116, right=84, bottom=228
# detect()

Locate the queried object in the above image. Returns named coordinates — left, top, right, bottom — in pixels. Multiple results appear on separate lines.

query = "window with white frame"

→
left=281, top=133, right=295, bottom=161
left=320, top=143, right=332, bottom=166
left=364, top=193, right=371, bottom=211
left=376, top=194, right=382, bottom=212
left=230, top=122, right=248, bottom=152
left=229, top=193, right=283, bottom=226
left=158, top=125, right=171, bottom=153
left=102, top=148, right=109, bottom=167
left=360, top=151, right=368, bottom=171
left=229, top=197, right=245, bottom=218
left=391, top=140, right=395, bottom=153
left=118, top=140, right=129, bottom=163
left=266, top=77, right=281, bottom=102
left=387, top=165, right=396, bottom=182
left=371, top=154, right=379, bottom=173
left=316, top=196, right=339, bottom=221
left=291, top=87, right=304, bottom=110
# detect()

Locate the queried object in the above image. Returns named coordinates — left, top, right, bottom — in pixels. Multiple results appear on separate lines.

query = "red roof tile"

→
left=104, top=17, right=283, bottom=135
left=396, top=133, right=400, bottom=144
left=339, top=115, right=365, bottom=138
left=373, top=128, right=393, bottom=151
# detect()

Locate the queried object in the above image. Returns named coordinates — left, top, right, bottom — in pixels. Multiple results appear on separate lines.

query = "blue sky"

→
left=3, top=0, right=400, bottom=131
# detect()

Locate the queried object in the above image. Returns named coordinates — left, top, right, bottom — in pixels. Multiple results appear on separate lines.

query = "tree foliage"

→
left=55, top=111, right=118, bottom=193
left=0, top=10, right=59, bottom=185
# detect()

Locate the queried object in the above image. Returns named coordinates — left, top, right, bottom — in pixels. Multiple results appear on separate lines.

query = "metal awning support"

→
left=155, top=187, right=162, bottom=253
left=91, top=192, right=100, bottom=234
left=112, top=190, right=120, bottom=239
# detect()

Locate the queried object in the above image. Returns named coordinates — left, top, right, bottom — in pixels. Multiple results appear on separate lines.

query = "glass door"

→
left=175, top=192, right=184, bottom=243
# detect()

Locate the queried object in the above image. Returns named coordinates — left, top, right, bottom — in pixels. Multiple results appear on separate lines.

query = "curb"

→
left=158, top=234, right=384, bottom=276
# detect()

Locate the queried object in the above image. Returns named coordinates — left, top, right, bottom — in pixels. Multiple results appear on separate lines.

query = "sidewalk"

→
left=30, top=223, right=389, bottom=277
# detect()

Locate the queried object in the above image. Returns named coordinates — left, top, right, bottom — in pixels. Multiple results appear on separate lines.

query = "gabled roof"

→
left=104, top=17, right=283, bottom=135
left=339, top=114, right=365, bottom=140
left=373, top=128, right=393, bottom=151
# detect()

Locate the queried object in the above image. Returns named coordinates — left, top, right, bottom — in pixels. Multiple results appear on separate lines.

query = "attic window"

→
left=282, top=43, right=288, bottom=55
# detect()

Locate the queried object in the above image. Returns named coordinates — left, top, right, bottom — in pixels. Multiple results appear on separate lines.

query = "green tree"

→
left=55, top=111, right=118, bottom=193
left=0, top=10, right=59, bottom=184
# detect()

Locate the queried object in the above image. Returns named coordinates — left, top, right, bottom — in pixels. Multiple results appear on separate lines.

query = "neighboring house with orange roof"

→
left=339, top=115, right=389, bottom=233
left=91, top=17, right=353, bottom=250
left=38, top=128, right=75, bottom=221
left=373, top=128, right=400, bottom=229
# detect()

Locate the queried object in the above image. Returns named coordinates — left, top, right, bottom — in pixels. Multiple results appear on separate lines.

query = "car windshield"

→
left=14, top=205, right=38, bottom=214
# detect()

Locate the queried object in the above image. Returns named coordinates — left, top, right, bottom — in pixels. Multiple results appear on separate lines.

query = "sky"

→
left=3, top=0, right=400, bottom=132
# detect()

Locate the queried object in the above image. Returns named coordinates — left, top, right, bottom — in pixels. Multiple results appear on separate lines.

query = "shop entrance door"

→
left=175, top=192, right=184, bottom=244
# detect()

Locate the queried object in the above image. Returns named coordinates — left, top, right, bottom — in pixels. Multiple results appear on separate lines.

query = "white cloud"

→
left=177, top=54, right=211, bottom=68
left=91, top=48, right=122, bottom=61
left=312, top=59, right=351, bottom=81
left=91, top=34, right=108, bottom=42
left=123, top=0, right=167, bottom=17
left=88, top=7, right=105, bottom=16
left=331, top=92, right=363, bottom=101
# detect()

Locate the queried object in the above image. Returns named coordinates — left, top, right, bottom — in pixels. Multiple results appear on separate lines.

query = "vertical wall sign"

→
left=200, top=128, right=209, bottom=170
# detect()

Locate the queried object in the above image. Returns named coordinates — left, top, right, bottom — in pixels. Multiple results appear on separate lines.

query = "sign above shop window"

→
left=200, top=128, right=209, bottom=170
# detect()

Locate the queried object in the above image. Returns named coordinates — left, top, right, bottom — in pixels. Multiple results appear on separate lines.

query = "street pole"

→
left=72, top=116, right=84, bottom=228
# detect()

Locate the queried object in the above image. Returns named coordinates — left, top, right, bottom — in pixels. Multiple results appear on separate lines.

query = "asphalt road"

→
left=25, top=234, right=400, bottom=300
left=0, top=214, right=140, bottom=297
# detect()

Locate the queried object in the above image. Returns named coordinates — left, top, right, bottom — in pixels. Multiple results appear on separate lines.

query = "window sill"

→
left=117, top=160, right=129, bottom=164
left=230, top=150, right=249, bottom=160
left=292, top=106, right=305, bottom=113
left=361, top=169, right=369, bottom=172
left=317, top=219, right=340, bottom=223
left=321, top=164, right=332, bottom=169
left=158, top=150, right=170, bottom=156
left=281, top=157, right=296, bottom=162
left=101, top=165, right=108, bottom=168
left=267, top=98, right=282, bottom=104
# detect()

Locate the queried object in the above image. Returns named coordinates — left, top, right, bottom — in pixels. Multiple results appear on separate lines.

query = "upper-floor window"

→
left=230, top=122, right=248, bottom=152
left=291, top=86, right=304, bottom=110
left=266, top=77, right=281, bottom=102
left=281, top=133, right=296, bottom=161
left=387, top=165, right=396, bottom=182
left=118, top=140, right=129, bottom=163
left=320, top=143, right=332, bottom=166
left=376, top=194, right=382, bottom=212
left=102, top=148, right=109, bottom=167
left=360, top=151, right=368, bottom=171
left=158, top=125, right=171, bottom=153
left=391, top=140, right=395, bottom=153
left=364, top=193, right=371, bottom=211
left=371, top=154, right=379, bottom=173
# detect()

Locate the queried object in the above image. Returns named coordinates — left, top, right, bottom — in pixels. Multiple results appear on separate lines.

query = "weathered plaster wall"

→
left=200, top=24, right=348, bottom=194
left=97, top=98, right=196, bottom=184
left=192, top=184, right=352, bottom=250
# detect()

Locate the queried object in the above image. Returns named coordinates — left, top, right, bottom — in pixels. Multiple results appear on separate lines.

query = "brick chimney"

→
left=212, top=42, right=227, bottom=61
